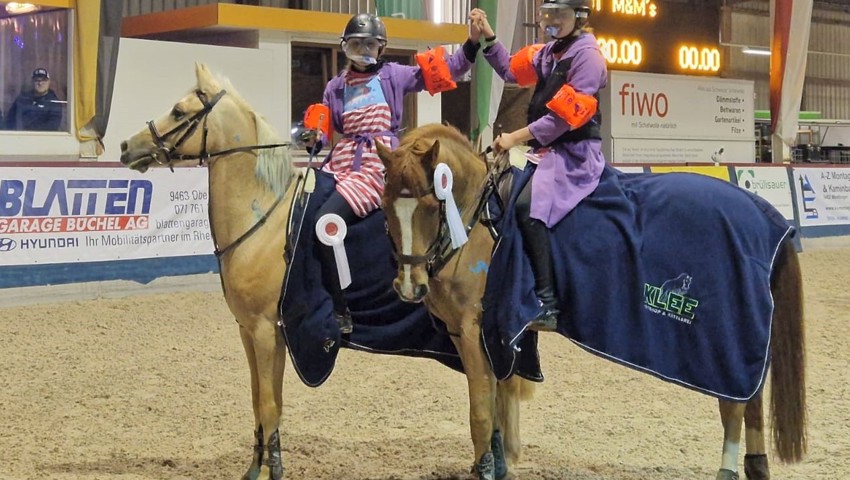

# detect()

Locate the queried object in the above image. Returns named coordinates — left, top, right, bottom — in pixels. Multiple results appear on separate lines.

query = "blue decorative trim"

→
left=0, top=255, right=219, bottom=289
left=798, top=224, right=850, bottom=238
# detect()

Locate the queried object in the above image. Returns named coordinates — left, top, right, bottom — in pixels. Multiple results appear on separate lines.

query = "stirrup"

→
left=529, top=304, right=559, bottom=332
left=333, top=308, right=353, bottom=334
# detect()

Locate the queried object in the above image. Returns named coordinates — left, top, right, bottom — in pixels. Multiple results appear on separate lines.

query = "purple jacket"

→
left=484, top=33, right=608, bottom=227
left=322, top=49, right=475, bottom=139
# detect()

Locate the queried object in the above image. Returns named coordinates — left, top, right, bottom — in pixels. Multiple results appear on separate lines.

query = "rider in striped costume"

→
left=304, top=12, right=484, bottom=333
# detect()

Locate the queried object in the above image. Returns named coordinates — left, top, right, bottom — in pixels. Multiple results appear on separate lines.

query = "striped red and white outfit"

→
left=322, top=71, right=393, bottom=218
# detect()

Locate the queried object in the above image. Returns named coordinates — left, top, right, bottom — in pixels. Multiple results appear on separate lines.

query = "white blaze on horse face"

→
left=395, top=196, right=418, bottom=298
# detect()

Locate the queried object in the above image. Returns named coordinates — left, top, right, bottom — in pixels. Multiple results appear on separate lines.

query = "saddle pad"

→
left=483, top=164, right=793, bottom=401
left=278, top=170, right=542, bottom=387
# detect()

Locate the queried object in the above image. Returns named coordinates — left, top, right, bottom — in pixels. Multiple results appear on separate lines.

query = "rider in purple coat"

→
left=475, top=0, right=608, bottom=331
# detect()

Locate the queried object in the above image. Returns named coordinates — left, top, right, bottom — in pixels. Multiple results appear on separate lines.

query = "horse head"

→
left=120, top=63, right=261, bottom=172
left=377, top=123, right=488, bottom=303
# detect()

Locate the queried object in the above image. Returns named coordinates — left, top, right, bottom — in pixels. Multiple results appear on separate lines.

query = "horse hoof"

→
left=474, top=451, right=496, bottom=480
left=744, top=453, right=770, bottom=480
left=716, top=468, right=739, bottom=480
left=241, top=465, right=260, bottom=480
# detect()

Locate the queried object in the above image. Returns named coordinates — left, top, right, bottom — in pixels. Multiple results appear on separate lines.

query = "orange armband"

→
left=415, top=46, right=457, bottom=96
left=545, top=84, right=598, bottom=129
left=509, top=44, right=544, bottom=88
left=303, top=103, right=332, bottom=138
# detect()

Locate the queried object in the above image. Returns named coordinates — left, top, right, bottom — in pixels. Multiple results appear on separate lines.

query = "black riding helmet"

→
left=540, top=0, right=591, bottom=10
left=341, top=13, right=387, bottom=42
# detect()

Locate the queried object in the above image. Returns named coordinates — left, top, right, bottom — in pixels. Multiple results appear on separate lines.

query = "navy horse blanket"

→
left=278, top=170, right=542, bottom=387
left=483, top=164, right=793, bottom=401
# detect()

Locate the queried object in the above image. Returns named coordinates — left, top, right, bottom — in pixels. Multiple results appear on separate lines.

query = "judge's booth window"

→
left=0, top=8, right=69, bottom=133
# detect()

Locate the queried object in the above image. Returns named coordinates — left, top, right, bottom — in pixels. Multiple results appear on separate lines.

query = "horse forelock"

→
left=385, top=123, right=485, bottom=209
left=384, top=151, right=432, bottom=200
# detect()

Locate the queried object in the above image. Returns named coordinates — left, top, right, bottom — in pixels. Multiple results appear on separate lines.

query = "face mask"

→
left=343, top=38, right=382, bottom=66
left=348, top=55, right=377, bottom=66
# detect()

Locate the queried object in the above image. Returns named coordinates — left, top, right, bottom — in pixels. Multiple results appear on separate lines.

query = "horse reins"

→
left=146, top=88, right=291, bottom=258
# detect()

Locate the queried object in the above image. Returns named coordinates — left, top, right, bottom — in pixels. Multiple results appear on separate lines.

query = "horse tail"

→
left=519, top=378, right=536, bottom=401
left=769, top=240, right=807, bottom=463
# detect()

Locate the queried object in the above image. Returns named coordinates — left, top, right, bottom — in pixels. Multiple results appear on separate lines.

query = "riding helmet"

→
left=540, top=0, right=592, bottom=10
left=341, top=13, right=387, bottom=42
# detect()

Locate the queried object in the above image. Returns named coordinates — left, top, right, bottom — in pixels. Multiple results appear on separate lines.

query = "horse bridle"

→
left=392, top=150, right=510, bottom=278
left=146, top=88, right=290, bottom=258
left=147, top=89, right=290, bottom=168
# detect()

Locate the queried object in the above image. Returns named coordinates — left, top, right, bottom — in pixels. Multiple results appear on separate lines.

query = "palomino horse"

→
left=119, top=64, right=530, bottom=480
left=376, top=123, right=807, bottom=480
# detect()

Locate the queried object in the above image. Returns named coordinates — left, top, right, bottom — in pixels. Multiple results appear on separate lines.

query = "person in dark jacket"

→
left=5, top=68, right=64, bottom=131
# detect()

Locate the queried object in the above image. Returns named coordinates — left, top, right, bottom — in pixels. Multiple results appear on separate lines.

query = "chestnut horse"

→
left=119, top=64, right=530, bottom=480
left=376, top=123, right=807, bottom=480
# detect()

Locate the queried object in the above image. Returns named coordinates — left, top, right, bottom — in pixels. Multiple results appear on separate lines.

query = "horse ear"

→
left=375, top=140, right=393, bottom=165
left=195, top=63, right=208, bottom=88
left=421, top=140, right=440, bottom=168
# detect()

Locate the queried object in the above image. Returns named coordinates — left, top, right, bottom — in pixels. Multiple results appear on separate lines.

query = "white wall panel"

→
left=104, top=38, right=282, bottom=162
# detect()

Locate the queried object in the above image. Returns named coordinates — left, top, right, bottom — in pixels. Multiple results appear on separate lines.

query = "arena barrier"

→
left=0, top=162, right=848, bottom=292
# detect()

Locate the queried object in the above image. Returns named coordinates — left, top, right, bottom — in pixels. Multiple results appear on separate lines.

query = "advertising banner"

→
left=734, top=167, right=795, bottom=220
left=602, top=71, right=756, bottom=163
left=791, top=167, right=850, bottom=227
left=612, top=166, right=645, bottom=174
left=608, top=71, right=754, bottom=140
left=613, top=138, right=753, bottom=164
left=649, top=165, right=731, bottom=181
left=0, top=167, right=212, bottom=266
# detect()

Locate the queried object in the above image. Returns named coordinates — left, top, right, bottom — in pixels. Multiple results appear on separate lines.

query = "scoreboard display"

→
left=586, top=0, right=722, bottom=75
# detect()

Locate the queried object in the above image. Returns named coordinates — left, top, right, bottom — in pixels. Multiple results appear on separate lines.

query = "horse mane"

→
left=399, top=123, right=474, bottom=154
left=212, top=74, right=293, bottom=196
left=392, top=123, right=486, bottom=204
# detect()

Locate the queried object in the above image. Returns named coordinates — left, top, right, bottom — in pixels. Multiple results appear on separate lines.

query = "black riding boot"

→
left=330, top=292, right=353, bottom=335
left=519, top=217, right=560, bottom=332
left=318, top=245, right=353, bottom=334
left=316, top=193, right=356, bottom=334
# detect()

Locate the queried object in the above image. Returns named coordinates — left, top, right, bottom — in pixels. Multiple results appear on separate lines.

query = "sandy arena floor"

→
left=0, top=248, right=847, bottom=480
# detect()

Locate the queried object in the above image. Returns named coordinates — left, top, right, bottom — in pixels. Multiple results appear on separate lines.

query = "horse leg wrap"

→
left=716, top=468, right=740, bottom=480
left=263, top=429, right=284, bottom=480
left=490, top=430, right=508, bottom=480
left=744, top=454, right=770, bottom=480
left=473, top=451, right=496, bottom=480
left=241, top=427, right=265, bottom=480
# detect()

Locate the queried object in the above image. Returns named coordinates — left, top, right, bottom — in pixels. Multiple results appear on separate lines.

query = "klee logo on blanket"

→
left=643, top=273, right=700, bottom=324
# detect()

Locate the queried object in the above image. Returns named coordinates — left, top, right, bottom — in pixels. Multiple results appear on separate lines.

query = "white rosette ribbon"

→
left=433, top=163, right=468, bottom=249
left=315, top=213, right=352, bottom=289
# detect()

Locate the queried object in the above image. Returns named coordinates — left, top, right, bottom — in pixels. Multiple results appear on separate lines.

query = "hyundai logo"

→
left=0, top=237, right=17, bottom=252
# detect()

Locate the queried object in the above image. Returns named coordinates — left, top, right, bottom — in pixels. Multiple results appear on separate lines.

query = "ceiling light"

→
left=5, top=3, right=41, bottom=15
left=742, top=46, right=771, bottom=56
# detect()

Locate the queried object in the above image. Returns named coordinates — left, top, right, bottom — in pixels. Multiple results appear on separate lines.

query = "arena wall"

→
left=2, top=39, right=850, bottom=306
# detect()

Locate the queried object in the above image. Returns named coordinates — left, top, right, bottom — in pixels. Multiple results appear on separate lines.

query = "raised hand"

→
left=471, top=8, right=495, bottom=39
left=468, top=9, right=484, bottom=42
